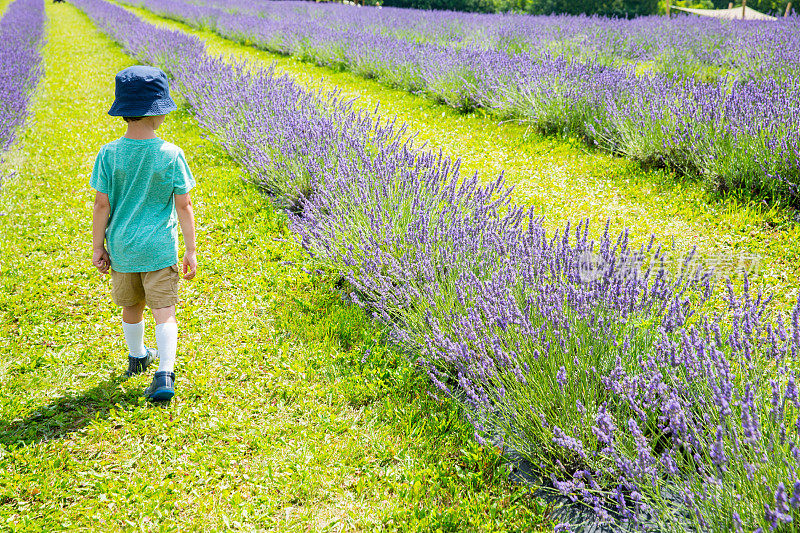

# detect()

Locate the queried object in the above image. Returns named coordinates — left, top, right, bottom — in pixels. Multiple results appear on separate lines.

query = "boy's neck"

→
left=123, top=122, right=158, bottom=140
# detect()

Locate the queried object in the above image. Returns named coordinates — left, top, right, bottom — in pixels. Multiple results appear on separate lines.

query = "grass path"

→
left=118, top=2, right=800, bottom=311
left=0, top=3, right=550, bottom=530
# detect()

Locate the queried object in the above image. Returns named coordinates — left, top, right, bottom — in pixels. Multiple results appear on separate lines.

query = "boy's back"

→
left=91, top=137, right=193, bottom=273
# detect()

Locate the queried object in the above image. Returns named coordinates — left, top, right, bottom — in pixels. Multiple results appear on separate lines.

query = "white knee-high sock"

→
left=155, top=322, right=178, bottom=373
left=122, top=319, right=146, bottom=358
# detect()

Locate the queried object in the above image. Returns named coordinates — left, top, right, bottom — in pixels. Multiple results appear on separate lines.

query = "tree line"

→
left=375, top=0, right=657, bottom=15
left=368, top=0, right=793, bottom=17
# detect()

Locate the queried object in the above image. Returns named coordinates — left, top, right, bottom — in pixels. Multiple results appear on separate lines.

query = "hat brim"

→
left=108, top=96, right=178, bottom=117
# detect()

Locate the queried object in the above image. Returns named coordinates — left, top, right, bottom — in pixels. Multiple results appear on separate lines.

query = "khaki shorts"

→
left=110, top=264, right=180, bottom=309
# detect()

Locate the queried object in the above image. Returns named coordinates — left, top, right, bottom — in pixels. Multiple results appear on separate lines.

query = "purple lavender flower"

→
left=553, top=426, right=587, bottom=460
left=556, top=366, right=567, bottom=392
left=787, top=376, right=799, bottom=408
left=592, top=406, right=616, bottom=446
left=710, top=425, right=727, bottom=469
left=775, top=483, right=792, bottom=521
left=791, top=481, right=800, bottom=509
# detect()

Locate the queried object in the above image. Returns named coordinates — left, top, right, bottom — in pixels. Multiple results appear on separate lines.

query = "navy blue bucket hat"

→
left=108, top=65, right=177, bottom=117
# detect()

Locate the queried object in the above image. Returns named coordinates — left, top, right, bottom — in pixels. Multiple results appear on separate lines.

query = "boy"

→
left=91, top=65, right=197, bottom=402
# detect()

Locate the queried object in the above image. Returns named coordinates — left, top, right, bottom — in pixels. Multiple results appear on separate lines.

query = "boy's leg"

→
left=152, top=305, right=177, bottom=373
left=111, top=271, right=154, bottom=377
left=141, top=266, right=179, bottom=400
left=121, top=300, right=147, bottom=358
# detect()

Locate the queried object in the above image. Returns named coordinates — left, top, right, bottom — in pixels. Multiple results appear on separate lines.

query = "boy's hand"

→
left=93, top=247, right=110, bottom=274
left=182, top=250, right=197, bottom=280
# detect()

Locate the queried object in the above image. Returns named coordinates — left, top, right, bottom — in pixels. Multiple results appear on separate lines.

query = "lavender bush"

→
left=116, top=0, right=800, bottom=203
left=0, top=0, right=46, bottom=183
left=73, top=0, right=800, bottom=528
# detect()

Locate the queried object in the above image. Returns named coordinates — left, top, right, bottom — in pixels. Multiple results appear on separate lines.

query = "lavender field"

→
left=117, top=0, right=800, bottom=204
left=49, top=0, right=800, bottom=530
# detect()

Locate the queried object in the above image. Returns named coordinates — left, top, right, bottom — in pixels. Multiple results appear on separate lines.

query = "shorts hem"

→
left=113, top=296, right=146, bottom=308
left=146, top=297, right=180, bottom=310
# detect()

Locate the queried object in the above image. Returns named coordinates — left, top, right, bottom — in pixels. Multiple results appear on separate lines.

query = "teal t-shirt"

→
left=90, top=137, right=195, bottom=273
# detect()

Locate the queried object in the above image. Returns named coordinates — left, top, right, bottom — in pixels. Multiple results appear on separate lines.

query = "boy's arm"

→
left=175, top=192, right=197, bottom=280
left=92, top=192, right=111, bottom=274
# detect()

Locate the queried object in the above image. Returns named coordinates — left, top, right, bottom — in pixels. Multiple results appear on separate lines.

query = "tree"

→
left=514, top=0, right=659, bottom=15
left=380, top=0, right=497, bottom=11
left=708, top=0, right=793, bottom=15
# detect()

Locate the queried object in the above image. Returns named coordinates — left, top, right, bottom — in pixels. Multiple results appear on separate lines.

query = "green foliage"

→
left=678, top=0, right=795, bottom=15
left=372, top=0, right=659, bottom=15
left=354, top=0, right=795, bottom=16
left=663, top=0, right=715, bottom=12
left=744, top=0, right=794, bottom=15
left=504, top=0, right=659, bottom=15
left=716, top=0, right=793, bottom=14
left=378, top=0, right=499, bottom=13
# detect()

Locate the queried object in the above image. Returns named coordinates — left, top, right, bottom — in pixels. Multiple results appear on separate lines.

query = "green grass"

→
left=0, top=3, right=552, bottom=531
left=118, top=2, right=800, bottom=313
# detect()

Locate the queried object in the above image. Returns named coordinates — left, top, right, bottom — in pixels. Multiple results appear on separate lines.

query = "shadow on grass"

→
left=0, top=376, right=144, bottom=447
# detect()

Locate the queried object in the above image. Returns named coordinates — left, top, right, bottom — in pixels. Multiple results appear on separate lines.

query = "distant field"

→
left=122, top=0, right=800, bottom=313
left=120, top=0, right=800, bottom=204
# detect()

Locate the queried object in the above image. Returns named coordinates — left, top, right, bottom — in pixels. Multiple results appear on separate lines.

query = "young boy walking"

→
left=90, top=65, right=197, bottom=402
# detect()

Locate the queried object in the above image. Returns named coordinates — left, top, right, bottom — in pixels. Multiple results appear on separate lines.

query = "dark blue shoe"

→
left=125, top=347, right=156, bottom=377
left=144, top=371, right=175, bottom=402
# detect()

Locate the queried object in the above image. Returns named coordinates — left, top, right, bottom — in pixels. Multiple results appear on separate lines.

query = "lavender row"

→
left=203, top=0, right=800, bottom=81
left=120, top=0, right=800, bottom=203
left=0, top=0, right=46, bottom=173
left=72, top=0, right=800, bottom=529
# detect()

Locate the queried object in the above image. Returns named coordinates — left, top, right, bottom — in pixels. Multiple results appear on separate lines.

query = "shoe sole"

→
left=148, top=388, right=174, bottom=402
